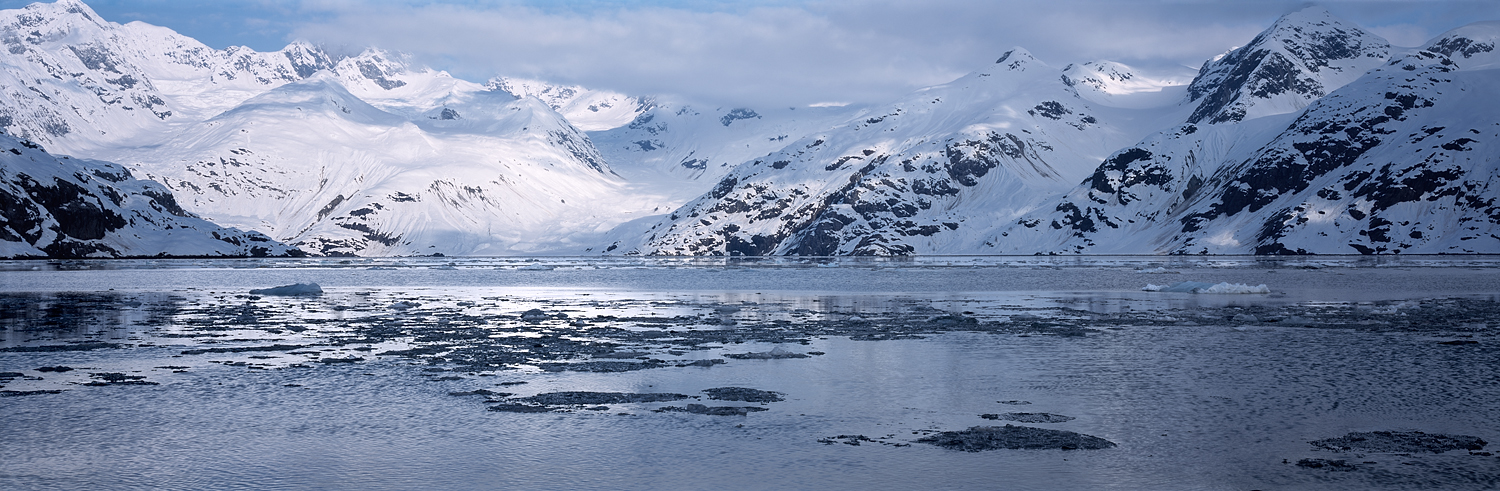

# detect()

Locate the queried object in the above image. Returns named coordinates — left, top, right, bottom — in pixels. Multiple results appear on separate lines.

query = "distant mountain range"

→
left=1, top=0, right=1495, bottom=257
left=605, top=7, right=1500, bottom=255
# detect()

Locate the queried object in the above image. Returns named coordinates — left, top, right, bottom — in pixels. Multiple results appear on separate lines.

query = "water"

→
left=2, top=256, right=1499, bottom=490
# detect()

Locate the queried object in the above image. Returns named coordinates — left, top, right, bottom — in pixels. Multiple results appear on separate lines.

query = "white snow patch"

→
left=1198, top=282, right=1271, bottom=294
left=1145, top=281, right=1270, bottom=294
left=1206, top=231, right=1241, bottom=248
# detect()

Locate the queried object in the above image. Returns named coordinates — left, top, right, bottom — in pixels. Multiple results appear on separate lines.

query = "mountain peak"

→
left=994, top=47, right=1041, bottom=69
left=1424, top=21, right=1500, bottom=70
left=1269, top=5, right=1336, bottom=28
left=1183, top=5, right=1388, bottom=124
left=32, top=0, right=97, bottom=16
left=4, top=0, right=109, bottom=34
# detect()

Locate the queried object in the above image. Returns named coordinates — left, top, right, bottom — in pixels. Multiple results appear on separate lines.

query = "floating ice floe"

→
left=1134, top=267, right=1180, bottom=274
left=725, top=346, right=809, bottom=359
left=1142, top=281, right=1269, bottom=294
left=249, top=283, right=322, bottom=296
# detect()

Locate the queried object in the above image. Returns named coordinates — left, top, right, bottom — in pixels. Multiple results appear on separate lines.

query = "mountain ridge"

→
left=3, top=1, right=1495, bottom=257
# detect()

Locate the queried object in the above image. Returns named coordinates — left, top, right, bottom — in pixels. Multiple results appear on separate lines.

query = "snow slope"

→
left=98, top=76, right=658, bottom=256
left=0, top=131, right=300, bottom=258
left=590, top=100, right=865, bottom=204
left=1182, top=7, right=1390, bottom=125
left=992, top=17, right=1500, bottom=254
left=6, top=1, right=1495, bottom=257
left=606, top=6, right=1500, bottom=256
left=0, top=0, right=670, bottom=256
left=602, top=49, right=1184, bottom=255
left=488, top=77, right=652, bottom=132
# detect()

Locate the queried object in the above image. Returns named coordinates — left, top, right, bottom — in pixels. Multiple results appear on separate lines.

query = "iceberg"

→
left=1143, top=281, right=1269, bottom=294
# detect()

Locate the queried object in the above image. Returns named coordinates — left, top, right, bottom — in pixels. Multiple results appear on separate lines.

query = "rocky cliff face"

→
left=0, top=131, right=300, bottom=258
left=603, top=49, right=1166, bottom=255
left=1183, top=6, right=1390, bottom=125
left=992, top=20, right=1500, bottom=255
left=608, top=7, right=1500, bottom=256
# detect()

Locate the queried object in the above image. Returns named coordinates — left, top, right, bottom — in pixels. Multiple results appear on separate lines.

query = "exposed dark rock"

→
left=980, top=412, right=1075, bottom=423
left=654, top=403, right=768, bottom=416
left=917, top=425, right=1116, bottom=451
left=1296, top=458, right=1358, bottom=471
left=0, top=342, right=121, bottom=352
left=1309, top=431, right=1486, bottom=454
left=719, top=108, right=760, bottom=126
left=486, top=404, right=555, bottom=413
left=180, top=344, right=313, bottom=355
left=514, top=391, right=690, bottom=406
left=703, top=387, right=784, bottom=403
left=450, top=389, right=511, bottom=397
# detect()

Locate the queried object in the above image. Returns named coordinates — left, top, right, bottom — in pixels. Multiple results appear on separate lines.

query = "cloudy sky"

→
left=5, top=0, right=1496, bottom=106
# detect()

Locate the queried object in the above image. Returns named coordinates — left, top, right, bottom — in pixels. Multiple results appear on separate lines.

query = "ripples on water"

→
left=2, top=256, right=1499, bottom=490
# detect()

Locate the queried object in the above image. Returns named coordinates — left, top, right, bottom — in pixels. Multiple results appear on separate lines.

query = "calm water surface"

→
left=2, top=256, right=1499, bottom=490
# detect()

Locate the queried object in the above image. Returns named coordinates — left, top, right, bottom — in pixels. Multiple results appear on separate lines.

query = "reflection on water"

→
left=10, top=254, right=1500, bottom=273
left=1, top=258, right=1499, bottom=490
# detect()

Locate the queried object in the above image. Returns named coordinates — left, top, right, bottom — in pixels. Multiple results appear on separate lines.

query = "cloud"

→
left=280, top=1, right=1278, bottom=106
left=60, top=0, right=1499, bottom=107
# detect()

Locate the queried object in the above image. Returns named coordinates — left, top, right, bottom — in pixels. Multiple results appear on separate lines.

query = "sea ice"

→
left=725, top=346, right=809, bottom=359
left=1199, top=282, right=1270, bottom=294
left=248, top=283, right=323, bottom=296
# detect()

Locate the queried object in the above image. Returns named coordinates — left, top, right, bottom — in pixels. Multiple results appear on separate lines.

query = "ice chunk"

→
left=1144, top=281, right=1269, bottom=294
left=725, top=346, right=809, bottom=359
left=1198, top=282, right=1270, bottom=294
left=1134, top=267, right=1180, bottom=274
left=249, top=283, right=322, bottom=296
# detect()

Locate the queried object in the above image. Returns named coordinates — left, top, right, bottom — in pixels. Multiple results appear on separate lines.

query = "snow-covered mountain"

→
left=487, top=77, right=652, bottom=132
left=0, top=0, right=671, bottom=256
left=590, top=101, right=865, bottom=203
left=1182, top=7, right=1390, bottom=125
left=990, top=16, right=1500, bottom=254
left=0, top=131, right=300, bottom=258
left=604, top=6, right=1500, bottom=256
left=5, top=1, right=1495, bottom=257
left=0, top=0, right=350, bottom=150
left=98, top=75, right=655, bottom=257
left=601, top=48, right=1184, bottom=255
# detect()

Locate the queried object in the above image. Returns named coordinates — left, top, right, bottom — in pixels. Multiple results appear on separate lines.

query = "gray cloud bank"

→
left=85, top=1, right=1500, bottom=107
